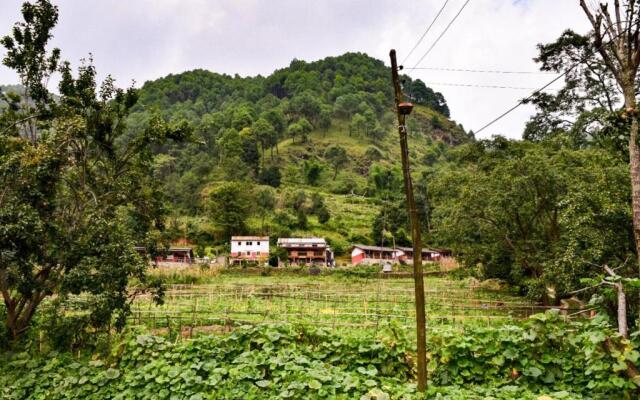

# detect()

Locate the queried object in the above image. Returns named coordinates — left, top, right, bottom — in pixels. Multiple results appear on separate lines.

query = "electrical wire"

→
left=424, top=82, right=558, bottom=90
left=473, top=27, right=630, bottom=135
left=401, top=0, right=451, bottom=66
left=408, top=0, right=472, bottom=71
left=411, top=66, right=556, bottom=75
left=473, top=73, right=567, bottom=135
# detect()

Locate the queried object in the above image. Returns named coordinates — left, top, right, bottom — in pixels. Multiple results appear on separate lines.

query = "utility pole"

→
left=389, top=49, right=427, bottom=391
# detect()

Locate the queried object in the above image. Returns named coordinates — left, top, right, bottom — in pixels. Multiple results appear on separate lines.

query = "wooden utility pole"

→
left=389, top=49, right=427, bottom=391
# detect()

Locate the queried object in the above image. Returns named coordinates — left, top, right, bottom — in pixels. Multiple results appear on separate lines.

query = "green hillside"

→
left=126, top=52, right=473, bottom=257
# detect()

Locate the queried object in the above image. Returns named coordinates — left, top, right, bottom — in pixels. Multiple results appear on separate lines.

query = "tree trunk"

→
left=4, top=292, right=45, bottom=343
left=616, top=280, right=629, bottom=338
left=625, top=90, right=640, bottom=263
left=605, top=265, right=629, bottom=338
left=623, top=89, right=640, bottom=330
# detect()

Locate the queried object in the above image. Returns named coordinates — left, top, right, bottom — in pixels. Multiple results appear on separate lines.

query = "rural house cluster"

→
left=147, top=236, right=451, bottom=267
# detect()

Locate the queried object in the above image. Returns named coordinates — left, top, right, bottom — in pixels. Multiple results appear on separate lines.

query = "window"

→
left=257, top=242, right=260, bottom=245
left=247, top=241, right=253, bottom=246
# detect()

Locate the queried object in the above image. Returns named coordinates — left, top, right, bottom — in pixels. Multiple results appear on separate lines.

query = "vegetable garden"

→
left=126, top=276, right=555, bottom=335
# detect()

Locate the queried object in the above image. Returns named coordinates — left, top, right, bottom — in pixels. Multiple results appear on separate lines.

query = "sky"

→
left=0, top=0, right=593, bottom=139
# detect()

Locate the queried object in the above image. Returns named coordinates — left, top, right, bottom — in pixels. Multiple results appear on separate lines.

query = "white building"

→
left=230, top=236, right=269, bottom=264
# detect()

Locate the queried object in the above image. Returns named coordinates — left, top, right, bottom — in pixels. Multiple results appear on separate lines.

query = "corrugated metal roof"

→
left=277, top=237, right=326, bottom=244
left=277, top=237, right=327, bottom=245
left=352, top=244, right=401, bottom=252
left=398, top=247, right=438, bottom=253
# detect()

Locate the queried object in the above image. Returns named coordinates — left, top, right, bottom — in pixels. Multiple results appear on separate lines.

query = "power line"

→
left=411, top=66, right=556, bottom=75
left=401, top=0, right=451, bottom=66
left=473, top=69, right=572, bottom=135
left=408, top=0, right=472, bottom=70
left=424, top=82, right=559, bottom=90
left=473, top=27, right=631, bottom=135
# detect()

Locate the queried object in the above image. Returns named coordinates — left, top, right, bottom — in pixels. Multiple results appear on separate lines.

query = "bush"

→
left=309, top=265, right=322, bottom=275
left=316, top=206, right=330, bottom=224
left=258, top=166, right=281, bottom=187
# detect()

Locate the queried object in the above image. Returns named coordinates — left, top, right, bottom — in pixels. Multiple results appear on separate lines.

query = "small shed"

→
left=351, top=245, right=404, bottom=266
left=156, top=247, right=194, bottom=264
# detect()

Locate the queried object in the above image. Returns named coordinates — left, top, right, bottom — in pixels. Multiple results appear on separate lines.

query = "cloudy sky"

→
left=0, top=0, right=592, bottom=138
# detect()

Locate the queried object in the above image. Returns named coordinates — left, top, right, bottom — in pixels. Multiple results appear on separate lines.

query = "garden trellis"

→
left=122, top=279, right=573, bottom=337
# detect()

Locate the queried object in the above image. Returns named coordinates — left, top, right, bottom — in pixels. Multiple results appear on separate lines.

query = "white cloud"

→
left=0, top=0, right=593, bottom=138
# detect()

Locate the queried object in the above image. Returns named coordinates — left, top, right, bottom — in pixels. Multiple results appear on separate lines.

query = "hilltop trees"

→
left=0, top=0, right=189, bottom=342
left=125, top=51, right=457, bottom=208
left=405, top=79, right=450, bottom=117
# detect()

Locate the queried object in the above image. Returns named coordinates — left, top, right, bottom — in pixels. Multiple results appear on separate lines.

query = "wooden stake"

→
left=389, top=49, right=427, bottom=391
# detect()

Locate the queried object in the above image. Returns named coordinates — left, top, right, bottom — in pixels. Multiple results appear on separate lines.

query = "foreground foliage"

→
left=0, top=0, right=188, bottom=343
left=1, top=312, right=637, bottom=399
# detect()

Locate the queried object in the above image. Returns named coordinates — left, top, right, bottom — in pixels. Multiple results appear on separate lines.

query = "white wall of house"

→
left=231, top=238, right=269, bottom=257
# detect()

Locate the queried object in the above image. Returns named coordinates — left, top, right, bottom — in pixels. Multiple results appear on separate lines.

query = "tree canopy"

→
left=0, top=0, right=189, bottom=343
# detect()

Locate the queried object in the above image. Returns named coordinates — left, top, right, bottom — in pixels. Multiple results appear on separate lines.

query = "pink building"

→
left=351, top=245, right=404, bottom=265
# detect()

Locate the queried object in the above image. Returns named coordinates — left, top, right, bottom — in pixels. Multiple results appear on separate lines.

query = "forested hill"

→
left=124, top=52, right=473, bottom=255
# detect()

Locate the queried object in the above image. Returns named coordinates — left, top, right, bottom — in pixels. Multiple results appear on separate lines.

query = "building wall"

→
left=231, top=239, right=269, bottom=258
left=289, top=249, right=325, bottom=258
left=351, top=248, right=366, bottom=265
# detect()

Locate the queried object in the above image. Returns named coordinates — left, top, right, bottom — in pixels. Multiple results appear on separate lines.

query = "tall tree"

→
left=580, top=0, right=640, bottom=337
left=255, top=186, right=276, bottom=234
left=524, top=30, right=623, bottom=153
left=252, top=117, right=276, bottom=164
left=0, top=0, right=190, bottom=342
left=207, top=182, right=251, bottom=240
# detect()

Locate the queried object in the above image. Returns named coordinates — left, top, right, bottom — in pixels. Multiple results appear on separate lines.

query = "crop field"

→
left=127, top=274, right=555, bottom=336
